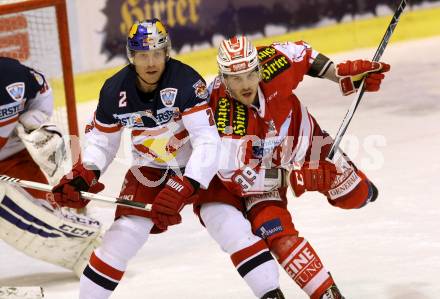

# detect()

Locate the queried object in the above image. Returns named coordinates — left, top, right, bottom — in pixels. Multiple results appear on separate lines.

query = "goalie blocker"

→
left=0, top=182, right=101, bottom=278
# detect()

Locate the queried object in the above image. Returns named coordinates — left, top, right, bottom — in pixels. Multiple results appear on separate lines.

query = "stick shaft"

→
left=327, top=0, right=407, bottom=160
left=0, top=174, right=151, bottom=211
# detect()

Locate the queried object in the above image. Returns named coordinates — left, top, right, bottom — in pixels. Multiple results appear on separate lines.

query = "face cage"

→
left=219, top=65, right=262, bottom=97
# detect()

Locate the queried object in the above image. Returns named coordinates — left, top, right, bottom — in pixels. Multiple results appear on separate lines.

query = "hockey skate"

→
left=320, top=283, right=345, bottom=299
left=261, top=288, right=285, bottom=299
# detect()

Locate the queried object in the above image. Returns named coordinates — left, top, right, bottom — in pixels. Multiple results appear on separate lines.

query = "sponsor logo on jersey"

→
left=31, top=70, right=45, bottom=85
left=284, top=242, right=322, bottom=286
left=266, top=91, right=278, bottom=102
left=113, top=111, right=147, bottom=127
left=255, top=218, right=283, bottom=239
left=328, top=170, right=362, bottom=200
left=257, top=46, right=277, bottom=62
left=0, top=102, right=22, bottom=120
left=6, top=82, right=25, bottom=101
left=232, top=100, right=248, bottom=136
left=193, top=79, right=208, bottom=99
left=213, top=77, right=222, bottom=89
left=245, top=190, right=282, bottom=211
left=261, top=55, right=290, bottom=82
left=156, top=107, right=180, bottom=125
left=252, top=137, right=283, bottom=159
left=215, top=97, right=231, bottom=135
left=30, top=70, right=48, bottom=93
left=160, top=87, right=178, bottom=107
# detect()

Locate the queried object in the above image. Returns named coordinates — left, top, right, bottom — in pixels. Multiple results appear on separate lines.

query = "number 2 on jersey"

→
left=119, top=91, right=127, bottom=107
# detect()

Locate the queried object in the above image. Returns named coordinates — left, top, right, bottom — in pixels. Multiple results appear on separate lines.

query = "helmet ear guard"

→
left=126, top=18, right=171, bottom=64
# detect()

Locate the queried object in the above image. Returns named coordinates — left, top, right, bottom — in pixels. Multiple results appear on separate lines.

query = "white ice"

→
left=1, top=36, right=439, bottom=299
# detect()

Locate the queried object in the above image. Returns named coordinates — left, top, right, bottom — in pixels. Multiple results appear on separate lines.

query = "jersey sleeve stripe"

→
left=93, top=116, right=121, bottom=133
left=94, top=122, right=121, bottom=133
left=0, top=136, right=7, bottom=149
left=182, top=103, right=209, bottom=116
left=0, top=115, right=18, bottom=127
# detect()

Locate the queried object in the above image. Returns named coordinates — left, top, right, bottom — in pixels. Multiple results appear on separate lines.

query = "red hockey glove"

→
left=151, top=175, right=196, bottom=229
left=290, top=160, right=338, bottom=197
left=336, top=60, right=390, bottom=96
left=52, top=163, right=104, bottom=208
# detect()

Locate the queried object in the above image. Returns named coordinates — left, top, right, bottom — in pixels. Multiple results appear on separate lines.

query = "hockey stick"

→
left=0, top=174, right=152, bottom=212
left=327, top=0, right=407, bottom=161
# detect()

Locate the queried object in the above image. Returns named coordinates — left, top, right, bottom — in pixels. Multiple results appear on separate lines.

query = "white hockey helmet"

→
left=217, top=35, right=259, bottom=75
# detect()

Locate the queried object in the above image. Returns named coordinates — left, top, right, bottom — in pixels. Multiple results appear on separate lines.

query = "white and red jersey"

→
left=83, top=59, right=220, bottom=188
left=209, top=41, right=332, bottom=196
left=0, top=57, right=53, bottom=161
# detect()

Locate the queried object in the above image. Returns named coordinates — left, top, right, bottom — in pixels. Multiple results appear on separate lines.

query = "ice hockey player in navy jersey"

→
left=52, top=19, right=220, bottom=298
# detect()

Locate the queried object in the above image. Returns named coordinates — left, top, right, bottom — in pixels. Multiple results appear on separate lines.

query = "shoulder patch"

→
left=30, top=70, right=45, bottom=86
left=6, top=82, right=25, bottom=101
left=160, top=88, right=178, bottom=107
left=193, top=79, right=208, bottom=99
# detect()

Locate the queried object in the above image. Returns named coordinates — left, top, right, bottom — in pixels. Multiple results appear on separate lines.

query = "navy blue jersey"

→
left=0, top=57, right=48, bottom=118
left=83, top=58, right=220, bottom=188
left=0, top=57, right=52, bottom=159
left=94, top=58, right=209, bottom=130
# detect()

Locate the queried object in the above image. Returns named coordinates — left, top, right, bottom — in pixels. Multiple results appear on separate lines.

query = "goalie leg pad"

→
left=0, top=182, right=101, bottom=277
left=201, top=202, right=280, bottom=298
left=80, top=215, right=153, bottom=299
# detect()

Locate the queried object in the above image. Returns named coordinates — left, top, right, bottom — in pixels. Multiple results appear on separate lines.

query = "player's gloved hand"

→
left=290, top=160, right=338, bottom=197
left=151, top=175, right=196, bottom=230
left=52, top=163, right=104, bottom=208
left=19, top=109, right=49, bottom=131
left=336, top=60, right=390, bottom=96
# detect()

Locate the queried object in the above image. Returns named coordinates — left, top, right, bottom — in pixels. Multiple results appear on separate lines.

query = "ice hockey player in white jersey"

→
left=0, top=57, right=102, bottom=278
left=52, top=19, right=220, bottom=298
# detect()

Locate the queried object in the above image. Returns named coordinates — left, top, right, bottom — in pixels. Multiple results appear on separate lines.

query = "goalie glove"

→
left=290, top=161, right=338, bottom=197
left=16, top=123, right=68, bottom=185
left=52, top=163, right=104, bottom=209
left=19, top=109, right=50, bottom=131
left=336, top=60, right=390, bottom=96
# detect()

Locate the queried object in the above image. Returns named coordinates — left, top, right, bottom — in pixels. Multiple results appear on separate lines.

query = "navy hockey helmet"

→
left=126, top=18, right=170, bottom=63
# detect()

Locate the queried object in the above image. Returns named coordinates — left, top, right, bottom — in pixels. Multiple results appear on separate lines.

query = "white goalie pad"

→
left=16, top=123, right=71, bottom=185
left=0, top=182, right=101, bottom=278
left=0, top=287, right=44, bottom=299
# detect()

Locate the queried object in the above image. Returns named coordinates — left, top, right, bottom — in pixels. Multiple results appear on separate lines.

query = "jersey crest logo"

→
left=6, top=82, right=25, bottom=101
left=160, top=88, right=178, bottom=107
left=193, top=79, right=208, bottom=100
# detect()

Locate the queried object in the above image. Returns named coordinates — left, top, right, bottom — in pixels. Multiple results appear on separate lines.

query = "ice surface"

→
left=1, top=36, right=439, bottom=299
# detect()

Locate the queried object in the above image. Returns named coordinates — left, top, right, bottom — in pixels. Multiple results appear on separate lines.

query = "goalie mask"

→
left=126, top=18, right=170, bottom=64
